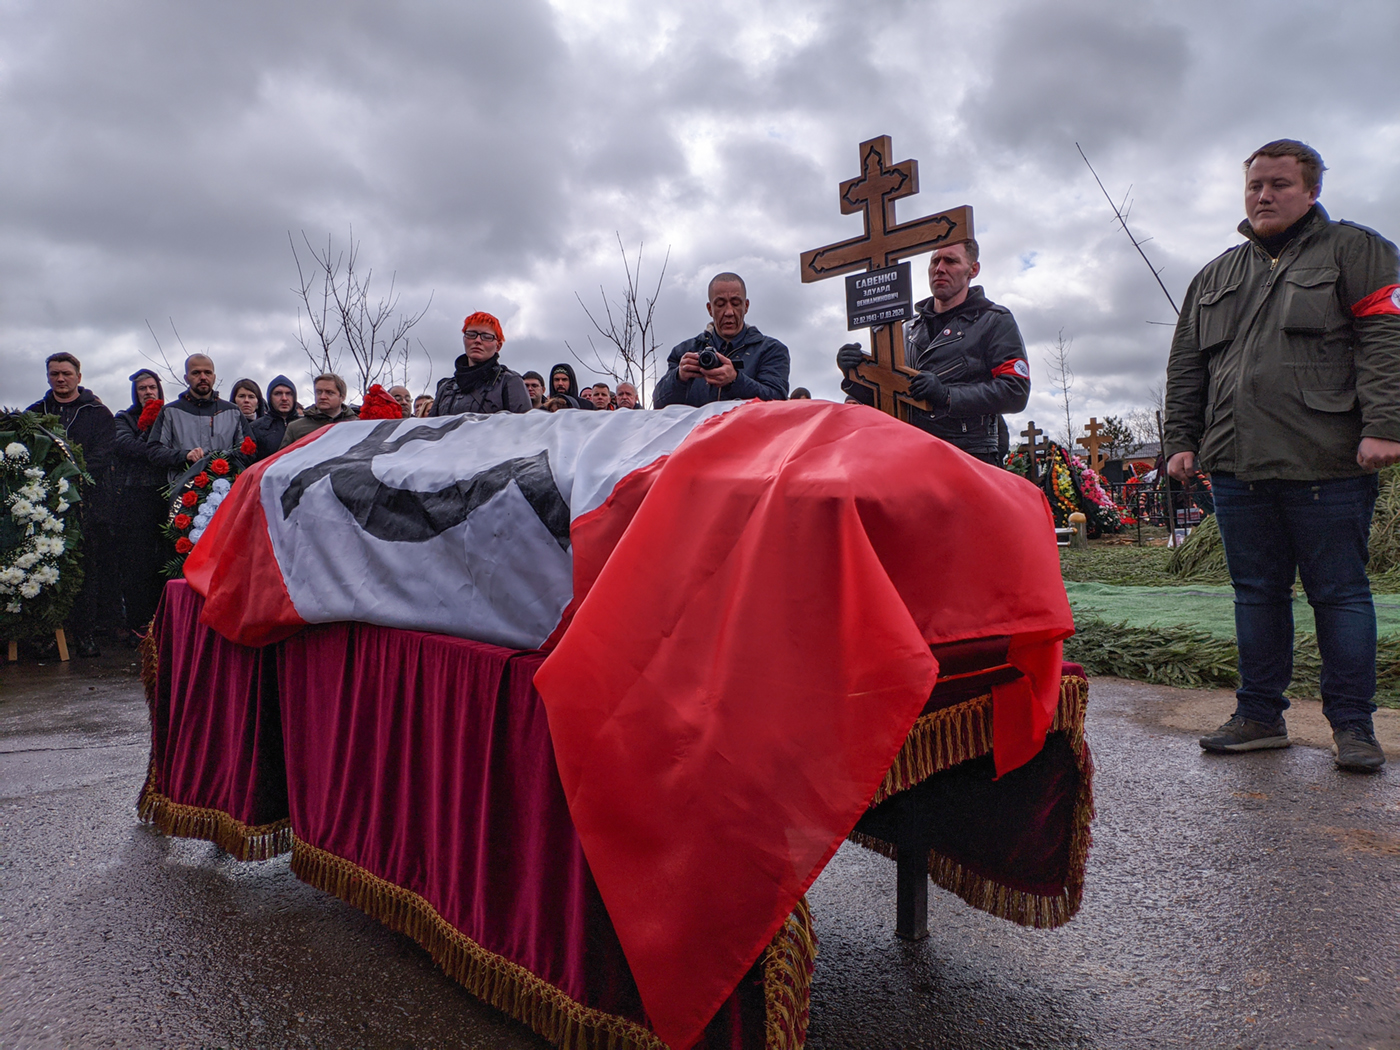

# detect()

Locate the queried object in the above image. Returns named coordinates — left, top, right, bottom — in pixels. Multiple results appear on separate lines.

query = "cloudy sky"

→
left=3, top=0, right=1398, bottom=443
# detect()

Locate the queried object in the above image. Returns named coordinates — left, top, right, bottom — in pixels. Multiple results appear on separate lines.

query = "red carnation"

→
left=180, top=490, right=199, bottom=508
left=192, top=472, right=210, bottom=488
left=210, top=459, right=230, bottom=476
left=240, top=436, right=257, bottom=455
left=137, top=399, right=164, bottom=431
left=175, top=537, right=194, bottom=554
left=173, top=513, right=192, bottom=530
left=359, top=384, right=403, bottom=421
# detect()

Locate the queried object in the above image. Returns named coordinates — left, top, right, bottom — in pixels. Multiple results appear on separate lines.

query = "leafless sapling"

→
left=565, top=234, right=670, bottom=407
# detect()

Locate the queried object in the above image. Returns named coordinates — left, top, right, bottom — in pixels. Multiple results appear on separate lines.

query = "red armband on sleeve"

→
left=1352, top=284, right=1400, bottom=317
left=992, top=358, right=1031, bottom=379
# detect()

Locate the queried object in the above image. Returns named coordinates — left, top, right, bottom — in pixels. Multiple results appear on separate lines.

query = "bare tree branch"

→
left=140, top=320, right=185, bottom=387
left=289, top=228, right=432, bottom=398
left=568, top=234, right=670, bottom=406
left=1077, top=143, right=1180, bottom=317
left=1043, top=329, right=1075, bottom=447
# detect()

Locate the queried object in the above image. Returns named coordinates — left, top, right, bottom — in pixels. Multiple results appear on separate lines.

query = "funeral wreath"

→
left=162, top=436, right=257, bottom=576
left=0, top=411, right=89, bottom=639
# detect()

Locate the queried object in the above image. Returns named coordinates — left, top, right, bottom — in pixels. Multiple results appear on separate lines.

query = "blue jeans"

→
left=1210, top=473, right=1379, bottom=731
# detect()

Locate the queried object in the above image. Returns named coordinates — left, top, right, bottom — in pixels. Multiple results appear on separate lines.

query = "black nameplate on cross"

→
left=801, top=135, right=973, bottom=421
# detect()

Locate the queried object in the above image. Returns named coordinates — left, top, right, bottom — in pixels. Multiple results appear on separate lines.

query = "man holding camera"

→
left=837, top=239, right=1029, bottom=464
left=653, top=273, right=790, bottom=408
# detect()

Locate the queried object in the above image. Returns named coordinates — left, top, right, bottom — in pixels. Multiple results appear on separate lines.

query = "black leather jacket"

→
left=845, top=286, right=1029, bottom=454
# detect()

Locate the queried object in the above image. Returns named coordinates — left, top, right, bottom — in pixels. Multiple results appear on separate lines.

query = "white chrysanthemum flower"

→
left=15, top=551, right=40, bottom=568
left=19, top=579, right=41, bottom=599
left=5, top=442, right=29, bottom=460
left=0, top=567, right=23, bottom=586
left=57, top=477, right=69, bottom=494
left=31, top=566, right=59, bottom=586
left=9, top=499, right=34, bottom=519
left=24, top=467, right=43, bottom=480
left=55, top=499, right=69, bottom=514
left=41, top=516, right=63, bottom=533
left=5, top=601, right=21, bottom=614
left=29, top=504, right=50, bottom=522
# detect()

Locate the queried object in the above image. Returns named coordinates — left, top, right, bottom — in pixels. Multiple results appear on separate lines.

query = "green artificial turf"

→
left=1059, top=568, right=1400, bottom=707
left=1064, top=581, right=1400, bottom=640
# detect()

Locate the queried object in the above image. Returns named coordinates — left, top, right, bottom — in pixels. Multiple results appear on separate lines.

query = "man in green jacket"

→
left=281, top=373, right=360, bottom=448
left=1166, top=139, right=1400, bottom=772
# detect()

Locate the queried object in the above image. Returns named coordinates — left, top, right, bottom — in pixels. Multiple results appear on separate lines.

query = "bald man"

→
left=147, top=353, right=252, bottom=483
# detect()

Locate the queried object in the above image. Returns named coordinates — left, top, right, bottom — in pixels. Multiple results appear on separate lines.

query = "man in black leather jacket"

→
left=838, top=239, right=1029, bottom=464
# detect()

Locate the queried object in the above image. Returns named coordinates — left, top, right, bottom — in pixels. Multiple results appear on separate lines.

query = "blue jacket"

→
left=652, top=325, right=790, bottom=408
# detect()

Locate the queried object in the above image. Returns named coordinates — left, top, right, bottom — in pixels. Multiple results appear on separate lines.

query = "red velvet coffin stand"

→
left=139, top=581, right=1093, bottom=1050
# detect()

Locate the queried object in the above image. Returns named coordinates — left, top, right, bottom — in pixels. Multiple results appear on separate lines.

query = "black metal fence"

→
left=1104, top=482, right=1212, bottom=529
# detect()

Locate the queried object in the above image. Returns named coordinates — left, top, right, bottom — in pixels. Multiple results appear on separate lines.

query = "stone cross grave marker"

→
left=1077, top=417, right=1105, bottom=472
left=800, top=135, right=973, bottom=421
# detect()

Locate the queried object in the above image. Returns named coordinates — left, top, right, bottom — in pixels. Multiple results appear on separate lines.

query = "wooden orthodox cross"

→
left=1076, top=418, right=1106, bottom=472
left=1020, top=420, right=1046, bottom=483
left=800, top=135, right=973, bottom=421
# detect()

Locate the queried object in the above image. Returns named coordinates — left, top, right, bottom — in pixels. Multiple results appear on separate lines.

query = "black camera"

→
left=697, top=348, right=723, bottom=370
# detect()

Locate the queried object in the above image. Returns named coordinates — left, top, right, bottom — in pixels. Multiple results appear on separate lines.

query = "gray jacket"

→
left=1165, top=205, right=1400, bottom=480
left=147, top=392, right=252, bottom=483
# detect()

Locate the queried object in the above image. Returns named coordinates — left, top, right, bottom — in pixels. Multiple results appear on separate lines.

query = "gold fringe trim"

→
left=139, top=625, right=159, bottom=703
left=292, top=838, right=815, bottom=1050
left=763, top=896, right=816, bottom=1050
left=291, top=837, right=664, bottom=1050
left=852, top=675, right=1096, bottom=930
left=137, top=786, right=293, bottom=861
left=136, top=622, right=293, bottom=862
left=870, top=692, right=995, bottom=807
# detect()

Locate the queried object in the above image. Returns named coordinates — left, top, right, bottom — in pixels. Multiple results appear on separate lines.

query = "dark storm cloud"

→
left=964, top=1, right=1189, bottom=158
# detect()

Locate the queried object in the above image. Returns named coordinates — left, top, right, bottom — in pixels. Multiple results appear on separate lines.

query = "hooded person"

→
left=249, top=374, right=301, bottom=459
left=547, top=362, right=594, bottom=410
left=110, top=368, right=169, bottom=633
left=429, top=312, right=530, bottom=416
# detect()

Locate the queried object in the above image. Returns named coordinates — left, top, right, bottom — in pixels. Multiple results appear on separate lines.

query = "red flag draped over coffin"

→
left=184, top=400, right=1072, bottom=1050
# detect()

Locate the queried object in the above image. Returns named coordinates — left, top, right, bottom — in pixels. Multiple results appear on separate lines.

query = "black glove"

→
left=907, top=370, right=948, bottom=410
left=836, top=343, right=865, bottom=373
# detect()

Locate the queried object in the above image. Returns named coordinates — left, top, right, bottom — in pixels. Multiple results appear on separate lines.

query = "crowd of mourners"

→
left=12, top=260, right=1028, bottom=660
left=13, top=278, right=817, bottom=657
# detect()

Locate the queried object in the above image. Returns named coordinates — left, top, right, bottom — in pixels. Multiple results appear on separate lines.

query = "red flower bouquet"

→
left=359, top=384, right=403, bottom=421
left=137, top=399, right=164, bottom=431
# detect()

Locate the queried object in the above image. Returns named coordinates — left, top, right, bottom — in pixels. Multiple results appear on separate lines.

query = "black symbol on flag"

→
left=280, top=420, right=571, bottom=550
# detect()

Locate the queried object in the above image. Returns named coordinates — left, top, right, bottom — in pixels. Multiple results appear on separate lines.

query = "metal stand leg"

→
left=895, top=845, right=929, bottom=941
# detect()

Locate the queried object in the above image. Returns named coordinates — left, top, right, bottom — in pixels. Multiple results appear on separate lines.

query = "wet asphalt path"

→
left=2, top=653, right=1396, bottom=1050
